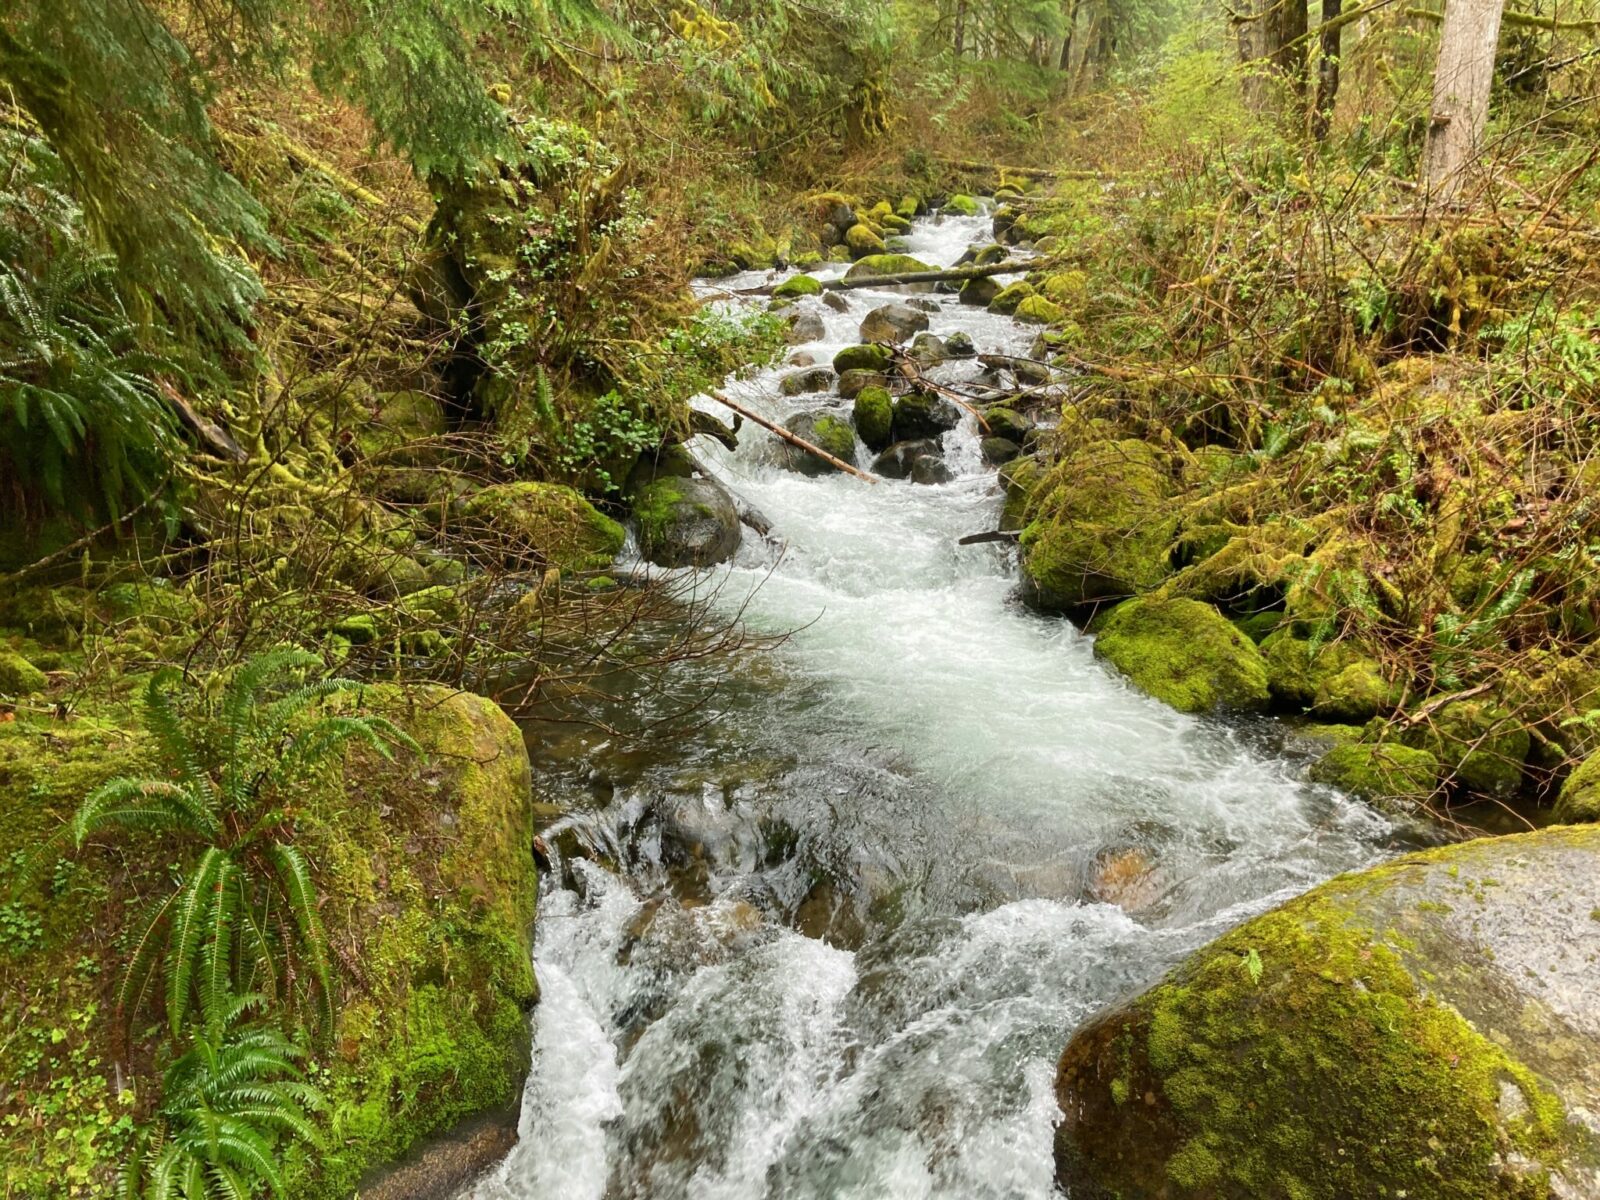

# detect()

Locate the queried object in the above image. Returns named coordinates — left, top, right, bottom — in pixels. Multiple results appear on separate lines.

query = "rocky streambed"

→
left=459, top=203, right=1600, bottom=1199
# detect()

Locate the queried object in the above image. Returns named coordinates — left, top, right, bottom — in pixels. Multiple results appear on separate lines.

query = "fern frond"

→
left=199, top=857, right=239, bottom=1037
left=265, top=842, right=334, bottom=1038
left=116, top=884, right=181, bottom=1032
left=166, top=848, right=227, bottom=1037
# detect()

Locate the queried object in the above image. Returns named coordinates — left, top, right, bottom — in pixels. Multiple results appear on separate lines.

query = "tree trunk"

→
left=1421, top=0, right=1505, bottom=200
left=954, top=0, right=966, bottom=61
left=1237, top=0, right=1310, bottom=112
left=1311, top=0, right=1343, bottom=138
left=1058, top=0, right=1077, bottom=72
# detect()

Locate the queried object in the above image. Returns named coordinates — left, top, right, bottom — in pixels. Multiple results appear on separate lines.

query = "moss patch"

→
left=852, top=387, right=894, bottom=452
left=1309, top=741, right=1442, bottom=806
left=833, top=344, right=895, bottom=374
left=773, top=274, right=822, bottom=299
left=1553, top=752, right=1600, bottom=823
left=843, top=254, right=934, bottom=282
left=1092, top=597, right=1271, bottom=713
left=458, top=482, right=624, bottom=572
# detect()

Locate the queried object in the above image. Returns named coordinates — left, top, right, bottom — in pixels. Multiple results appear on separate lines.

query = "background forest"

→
left=3, top=0, right=1600, bottom=1195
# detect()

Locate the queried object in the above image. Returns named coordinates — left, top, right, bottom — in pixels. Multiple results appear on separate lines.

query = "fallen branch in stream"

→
left=707, top=392, right=877, bottom=482
left=887, top=347, right=992, bottom=433
left=821, top=258, right=1046, bottom=292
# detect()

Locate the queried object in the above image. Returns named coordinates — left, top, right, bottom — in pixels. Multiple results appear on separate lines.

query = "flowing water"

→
left=466, top=209, right=1411, bottom=1199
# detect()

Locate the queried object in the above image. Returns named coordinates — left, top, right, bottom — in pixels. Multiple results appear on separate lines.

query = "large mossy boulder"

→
left=1054, top=825, right=1600, bottom=1200
left=633, top=476, right=742, bottom=567
left=1553, top=752, right=1600, bottom=823
left=844, top=223, right=887, bottom=258
left=772, top=274, right=822, bottom=300
left=0, top=650, right=48, bottom=695
left=989, top=280, right=1035, bottom=315
left=457, top=482, right=624, bottom=572
left=1092, top=597, right=1271, bottom=713
left=1261, top=631, right=1397, bottom=723
left=1019, top=438, right=1175, bottom=617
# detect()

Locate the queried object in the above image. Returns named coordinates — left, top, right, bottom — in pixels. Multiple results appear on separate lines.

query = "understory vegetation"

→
left=3, top=0, right=1599, bottom=1193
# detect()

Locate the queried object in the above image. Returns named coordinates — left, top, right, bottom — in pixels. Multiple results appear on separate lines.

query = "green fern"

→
left=60, top=649, right=419, bottom=1043
left=120, top=994, right=324, bottom=1200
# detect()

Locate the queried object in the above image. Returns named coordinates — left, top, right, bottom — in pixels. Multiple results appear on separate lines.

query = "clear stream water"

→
left=466, top=209, right=1408, bottom=1199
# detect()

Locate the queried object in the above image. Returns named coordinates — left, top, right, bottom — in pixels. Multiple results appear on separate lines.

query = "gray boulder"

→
left=859, top=302, right=930, bottom=344
left=634, top=477, right=741, bottom=568
left=872, top=439, right=943, bottom=481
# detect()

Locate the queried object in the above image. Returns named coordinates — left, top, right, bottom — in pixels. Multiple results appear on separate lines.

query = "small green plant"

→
left=56, top=649, right=417, bottom=1042
left=120, top=995, right=324, bottom=1200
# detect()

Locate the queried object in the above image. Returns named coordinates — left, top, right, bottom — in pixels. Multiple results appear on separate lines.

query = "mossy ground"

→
left=0, top=684, right=538, bottom=1199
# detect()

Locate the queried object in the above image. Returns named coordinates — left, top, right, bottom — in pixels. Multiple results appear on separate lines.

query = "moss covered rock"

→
left=843, top=254, right=936, bottom=291
left=1407, top=700, right=1531, bottom=798
left=779, top=412, right=858, bottom=476
left=457, top=483, right=624, bottom=572
left=772, top=274, right=822, bottom=300
left=0, top=650, right=49, bottom=695
left=1308, top=741, right=1442, bottom=806
left=633, top=477, right=741, bottom=566
left=1055, top=825, right=1600, bottom=1200
left=852, top=387, right=894, bottom=452
left=999, top=456, right=1044, bottom=532
left=988, top=281, right=1036, bottom=315
left=1552, top=752, right=1600, bottom=824
left=944, top=193, right=981, bottom=216
left=844, top=223, right=886, bottom=258
left=832, top=343, right=895, bottom=374
left=891, top=392, right=961, bottom=441
left=1038, top=270, right=1089, bottom=310
left=958, top=276, right=1002, bottom=306
left=1091, top=597, right=1270, bottom=713
left=1019, top=438, right=1175, bottom=616
left=1014, top=294, right=1067, bottom=325
left=1261, top=632, right=1397, bottom=722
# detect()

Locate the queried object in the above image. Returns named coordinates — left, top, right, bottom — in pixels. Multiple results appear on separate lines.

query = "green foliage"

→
left=0, top=132, right=191, bottom=521
left=56, top=649, right=417, bottom=1042
left=120, top=995, right=323, bottom=1200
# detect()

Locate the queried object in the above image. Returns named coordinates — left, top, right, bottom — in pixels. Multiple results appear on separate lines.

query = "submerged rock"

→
left=872, top=439, right=943, bottom=481
left=1054, top=825, right=1600, bottom=1199
left=633, top=477, right=741, bottom=567
left=859, top=302, right=928, bottom=344
left=784, top=309, right=826, bottom=343
left=1091, top=597, right=1271, bottom=714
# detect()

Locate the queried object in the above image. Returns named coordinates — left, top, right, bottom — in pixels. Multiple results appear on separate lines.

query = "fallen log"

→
left=958, top=530, right=1021, bottom=546
left=707, top=392, right=877, bottom=483
left=820, top=258, right=1044, bottom=293
left=935, top=158, right=1100, bottom=181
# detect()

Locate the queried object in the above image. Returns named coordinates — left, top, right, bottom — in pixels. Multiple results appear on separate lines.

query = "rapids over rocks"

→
left=463, top=207, right=1407, bottom=1200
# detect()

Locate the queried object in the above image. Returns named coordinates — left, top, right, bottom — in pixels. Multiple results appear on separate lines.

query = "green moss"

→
left=1261, top=632, right=1397, bottom=722
left=632, top=477, right=694, bottom=546
left=1014, top=294, right=1067, bottom=325
left=809, top=414, right=857, bottom=462
left=999, top=456, right=1043, bottom=532
left=1019, top=438, right=1175, bottom=614
left=773, top=274, right=822, bottom=299
left=896, top=194, right=921, bottom=218
left=330, top=613, right=381, bottom=645
left=1127, top=890, right=1573, bottom=1198
left=1092, top=597, right=1271, bottom=713
left=853, top=386, right=894, bottom=452
left=1038, top=270, right=1089, bottom=310
left=944, top=193, right=981, bottom=216
left=988, top=280, right=1035, bottom=315
left=0, top=651, right=47, bottom=695
left=833, top=344, right=895, bottom=374
left=1407, top=700, right=1531, bottom=798
left=843, top=254, right=934, bottom=282
left=458, top=482, right=624, bottom=572
left=1309, top=741, right=1441, bottom=805
left=1553, top=753, right=1600, bottom=824
left=1233, top=611, right=1284, bottom=644
left=844, top=223, right=886, bottom=258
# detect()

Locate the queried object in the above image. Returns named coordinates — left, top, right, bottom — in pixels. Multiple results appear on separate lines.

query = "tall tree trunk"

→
left=1421, top=0, right=1505, bottom=200
left=954, top=0, right=966, bottom=61
left=1312, top=0, right=1342, bottom=138
left=1058, top=0, right=1077, bottom=72
left=1237, top=0, right=1310, bottom=112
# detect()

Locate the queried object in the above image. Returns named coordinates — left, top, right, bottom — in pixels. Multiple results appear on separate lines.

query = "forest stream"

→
left=464, top=207, right=1412, bottom=1199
